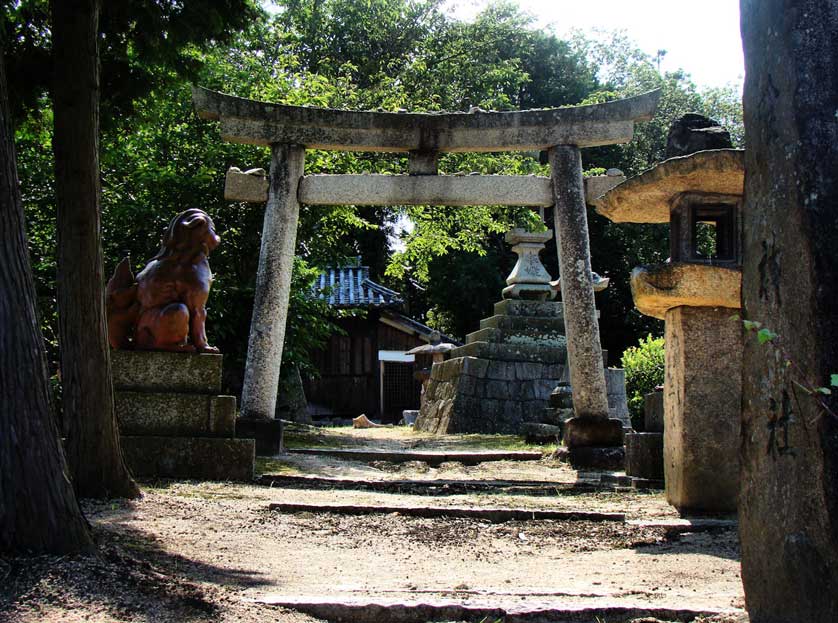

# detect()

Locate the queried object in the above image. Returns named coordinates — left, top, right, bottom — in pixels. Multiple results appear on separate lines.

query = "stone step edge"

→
left=286, top=448, right=544, bottom=466
left=121, top=435, right=254, bottom=482
left=257, top=473, right=603, bottom=494
left=465, top=327, right=569, bottom=346
left=268, top=502, right=625, bottom=523
left=449, top=343, right=569, bottom=364
left=253, top=595, right=732, bottom=623
left=113, top=387, right=230, bottom=396
left=479, top=314, right=568, bottom=330
left=627, top=518, right=738, bottom=530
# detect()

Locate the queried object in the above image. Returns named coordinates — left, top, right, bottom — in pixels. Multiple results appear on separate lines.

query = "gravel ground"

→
left=1, top=431, right=745, bottom=622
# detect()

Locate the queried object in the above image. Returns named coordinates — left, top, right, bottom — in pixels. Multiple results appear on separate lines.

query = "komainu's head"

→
left=154, top=209, right=220, bottom=259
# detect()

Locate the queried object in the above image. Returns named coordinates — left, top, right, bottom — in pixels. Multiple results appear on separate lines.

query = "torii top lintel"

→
left=192, top=86, right=661, bottom=153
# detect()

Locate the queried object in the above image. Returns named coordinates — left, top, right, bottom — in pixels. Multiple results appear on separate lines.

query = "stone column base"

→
left=555, top=445, right=625, bottom=471
left=625, top=431, right=664, bottom=480
left=562, top=417, right=624, bottom=448
left=236, top=417, right=284, bottom=456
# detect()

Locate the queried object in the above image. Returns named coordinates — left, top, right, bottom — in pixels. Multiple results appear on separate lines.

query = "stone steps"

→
left=286, top=447, right=543, bottom=466
left=115, top=391, right=236, bottom=437
left=479, top=314, right=567, bottom=333
left=253, top=595, right=731, bottom=623
left=465, top=326, right=568, bottom=347
left=268, top=501, right=625, bottom=522
left=122, top=435, right=254, bottom=481
left=450, top=341, right=568, bottom=364
left=494, top=298, right=565, bottom=318
left=257, top=474, right=604, bottom=495
left=430, top=357, right=565, bottom=383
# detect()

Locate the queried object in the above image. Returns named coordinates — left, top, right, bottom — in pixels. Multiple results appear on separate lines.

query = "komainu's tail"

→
left=106, top=257, right=139, bottom=349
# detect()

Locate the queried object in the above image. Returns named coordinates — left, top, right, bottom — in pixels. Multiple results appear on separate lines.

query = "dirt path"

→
left=2, top=428, right=746, bottom=622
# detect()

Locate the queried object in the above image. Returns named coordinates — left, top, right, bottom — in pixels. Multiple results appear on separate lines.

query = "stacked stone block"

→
left=625, top=391, right=664, bottom=489
left=112, top=351, right=255, bottom=481
left=415, top=299, right=629, bottom=435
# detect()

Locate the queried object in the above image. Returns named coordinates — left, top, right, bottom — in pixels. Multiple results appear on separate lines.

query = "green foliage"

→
left=620, top=334, right=665, bottom=429
left=3, top=0, right=263, bottom=120
left=9, top=0, right=746, bottom=393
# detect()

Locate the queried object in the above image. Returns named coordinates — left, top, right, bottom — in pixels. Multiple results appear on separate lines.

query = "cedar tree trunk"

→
left=0, top=43, right=93, bottom=554
left=52, top=0, right=139, bottom=499
left=739, top=1, right=838, bottom=620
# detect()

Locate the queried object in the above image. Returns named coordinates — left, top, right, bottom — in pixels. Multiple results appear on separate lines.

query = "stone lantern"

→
left=595, top=147, right=745, bottom=513
left=407, top=331, right=456, bottom=411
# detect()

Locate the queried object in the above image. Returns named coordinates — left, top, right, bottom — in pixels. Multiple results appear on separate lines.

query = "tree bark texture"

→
left=739, top=2, right=838, bottom=621
left=52, top=0, right=138, bottom=498
left=0, top=48, right=93, bottom=555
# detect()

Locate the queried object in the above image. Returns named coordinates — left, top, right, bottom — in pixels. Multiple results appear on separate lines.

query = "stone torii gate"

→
left=192, top=87, right=659, bottom=449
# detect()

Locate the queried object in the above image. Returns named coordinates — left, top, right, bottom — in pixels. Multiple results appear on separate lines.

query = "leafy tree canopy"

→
left=9, top=0, right=744, bottom=390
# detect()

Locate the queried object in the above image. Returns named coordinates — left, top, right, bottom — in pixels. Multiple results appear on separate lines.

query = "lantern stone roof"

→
left=594, top=149, right=745, bottom=224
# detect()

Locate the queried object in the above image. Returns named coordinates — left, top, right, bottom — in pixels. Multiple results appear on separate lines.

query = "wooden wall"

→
left=303, top=312, right=424, bottom=421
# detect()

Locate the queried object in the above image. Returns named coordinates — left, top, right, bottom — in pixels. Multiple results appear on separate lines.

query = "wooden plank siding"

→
left=303, top=312, right=425, bottom=421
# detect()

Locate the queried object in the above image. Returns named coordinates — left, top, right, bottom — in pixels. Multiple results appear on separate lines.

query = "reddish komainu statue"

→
left=106, top=208, right=220, bottom=353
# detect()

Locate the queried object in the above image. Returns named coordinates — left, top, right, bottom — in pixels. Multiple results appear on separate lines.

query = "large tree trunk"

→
left=739, top=2, right=838, bottom=621
left=52, top=0, right=139, bottom=499
left=0, top=42, right=93, bottom=555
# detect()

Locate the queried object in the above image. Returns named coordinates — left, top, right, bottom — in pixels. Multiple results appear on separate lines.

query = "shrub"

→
left=620, top=334, right=665, bottom=429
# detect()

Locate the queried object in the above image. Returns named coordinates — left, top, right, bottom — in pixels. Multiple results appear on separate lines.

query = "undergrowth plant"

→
left=620, top=334, right=665, bottom=429
left=737, top=315, right=838, bottom=455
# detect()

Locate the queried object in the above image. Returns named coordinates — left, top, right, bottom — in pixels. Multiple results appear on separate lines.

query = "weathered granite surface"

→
left=502, top=228, right=555, bottom=300
left=112, top=350, right=221, bottom=393
left=643, top=390, right=664, bottom=432
left=415, top=355, right=564, bottom=434
left=664, top=306, right=741, bottom=513
left=121, top=436, right=254, bottom=481
left=115, top=391, right=235, bottom=437
left=240, top=143, right=304, bottom=420
left=112, top=350, right=255, bottom=481
left=300, top=174, right=554, bottom=207
left=550, top=145, right=611, bottom=425
left=584, top=171, right=625, bottom=205
left=415, top=300, right=630, bottom=435
left=631, top=263, right=742, bottom=319
left=739, top=2, right=838, bottom=619
left=665, top=113, right=732, bottom=158
left=224, top=166, right=268, bottom=203
left=594, top=149, right=744, bottom=224
left=216, top=167, right=538, bottom=210
left=625, top=432, right=664, bottom=481
left=193, top=86, right=660, bottom=152
left=520, top=422, right=562, bottom=444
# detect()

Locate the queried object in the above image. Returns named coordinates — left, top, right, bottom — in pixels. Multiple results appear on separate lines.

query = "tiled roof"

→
left=315, top=266, right=404, bottom=308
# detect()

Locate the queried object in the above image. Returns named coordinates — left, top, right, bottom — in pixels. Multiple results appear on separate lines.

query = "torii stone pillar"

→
left=550, top=146, right=622, bottom=447
left=192, top=86, right=660, bottom=449
left=240, top=144, right=304, bottom=421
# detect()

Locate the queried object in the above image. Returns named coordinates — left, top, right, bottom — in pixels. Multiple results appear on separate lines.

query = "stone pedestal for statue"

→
left=415, top=229, right=629, bottom=436
left=595, top=142, right=744, bottom=513
left=112, top=350, right=255, bottom=481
